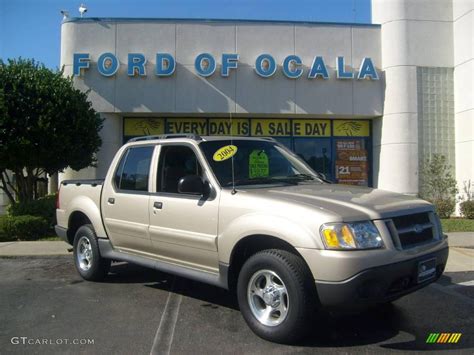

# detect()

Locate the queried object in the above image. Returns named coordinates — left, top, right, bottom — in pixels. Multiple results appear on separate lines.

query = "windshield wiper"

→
left=285, top=173, right=316, bottom=181
left=223, top=177, right=298, bottom=187
left=287, top=173, right=332, bottom=183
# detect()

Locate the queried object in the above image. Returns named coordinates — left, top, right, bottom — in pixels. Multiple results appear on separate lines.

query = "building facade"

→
left=50, top=0, right=471, bottom=207
left=372, top=0, right=473, bottom=205
left=60, top=18, right=383, bottom=188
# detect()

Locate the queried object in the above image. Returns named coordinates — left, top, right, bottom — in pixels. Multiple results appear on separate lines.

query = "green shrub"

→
left=460, top=200, right=474, bottom=219
left=7, top=194, right=57, bottom=226
left=432, top=198, right=456, bottom=219
left=0, top=215, right=16, bottom=242
left=2, top=215, right=49, bottom=241
left=419, top=155, right=457, bottom=210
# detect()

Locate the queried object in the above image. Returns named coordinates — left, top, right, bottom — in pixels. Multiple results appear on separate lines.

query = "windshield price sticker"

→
left=249, top=150, right=269, bottom=178
left=213, top=145, right=238, bottom=162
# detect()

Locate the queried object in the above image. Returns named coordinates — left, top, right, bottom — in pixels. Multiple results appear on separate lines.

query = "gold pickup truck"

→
left=55, top=135, right=448, bottom=343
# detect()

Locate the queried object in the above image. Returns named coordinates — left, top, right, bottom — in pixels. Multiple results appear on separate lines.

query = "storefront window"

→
left=294, top=139, right=332, bottom=180
left=273, top=137, right=292, bottom=149
left=123, top=117, right=372, bottom=186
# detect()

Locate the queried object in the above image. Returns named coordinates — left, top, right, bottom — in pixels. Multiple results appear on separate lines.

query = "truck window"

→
left=157, top=145, right=203, bottom=193
left=114, top=146, right=154, bottom=192
left=200, top=140, right=320, bottom=187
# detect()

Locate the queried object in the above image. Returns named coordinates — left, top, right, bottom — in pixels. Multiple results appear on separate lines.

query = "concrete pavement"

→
left=445, top=232, right=474, bottom=247
left=1, top=256, right=473, bottom=353
left=446, top=247, right=474, bottom=272
left=445, top=232, right=474, bottom=272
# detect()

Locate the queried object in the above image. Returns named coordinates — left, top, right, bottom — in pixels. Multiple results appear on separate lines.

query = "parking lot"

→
left=1, top=253, right=473, bottom=354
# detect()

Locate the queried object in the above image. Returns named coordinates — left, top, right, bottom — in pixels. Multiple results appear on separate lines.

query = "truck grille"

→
left=391, top=212, right=434, bottom=249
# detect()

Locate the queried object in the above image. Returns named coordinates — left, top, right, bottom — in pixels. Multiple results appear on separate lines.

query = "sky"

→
left=0, top=0, right=371, bottom=69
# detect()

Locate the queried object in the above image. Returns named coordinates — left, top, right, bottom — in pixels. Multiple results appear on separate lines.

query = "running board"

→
left=98, top=239, right=228, bottom=289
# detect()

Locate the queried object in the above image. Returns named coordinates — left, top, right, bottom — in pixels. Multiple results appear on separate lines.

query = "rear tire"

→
left=237, top=249, right=317, bottom=344
left=73, top=224, right=110, bottom=281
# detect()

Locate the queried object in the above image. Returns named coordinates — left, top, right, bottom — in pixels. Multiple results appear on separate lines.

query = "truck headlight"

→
left=320, top=221, right=384, bottom=250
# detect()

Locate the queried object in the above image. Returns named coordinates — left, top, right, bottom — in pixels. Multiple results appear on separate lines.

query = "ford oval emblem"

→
left=413, top=224, right=423, bottom=234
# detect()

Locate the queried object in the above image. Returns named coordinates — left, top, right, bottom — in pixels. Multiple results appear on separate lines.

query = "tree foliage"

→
left=419, top=154, right=458, bottom=218
left=0, top=58, right=103, bottom=203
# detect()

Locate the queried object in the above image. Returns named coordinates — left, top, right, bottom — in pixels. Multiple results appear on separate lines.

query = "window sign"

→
left=124, top=118, right=369, bottom=138
left=166, top=118, right=207, bottom=135
left=208, top=119, right=250, bottom=136
left=292, top=120, right=331, bottom=137
left=251, top=119, right=291, bottom=136
left=335, top=139, right=369, bottom=186
left=124, top=118, right=164, bottom=136
left=334, top=120, right=370, bottom=137
left=213, top=145, right=238, bottom=162
left=249, top=150, right=269, bottom=178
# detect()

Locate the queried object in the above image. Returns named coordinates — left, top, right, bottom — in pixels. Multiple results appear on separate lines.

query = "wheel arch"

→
left=227, top=234, right=311, bottom=292
left=67, top=211, right=93, bottom=244
left=64, top=194, right=108, bottom=243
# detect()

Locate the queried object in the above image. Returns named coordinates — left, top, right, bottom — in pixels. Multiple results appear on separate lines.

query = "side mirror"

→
left=178, top=175, right=205, bottom=195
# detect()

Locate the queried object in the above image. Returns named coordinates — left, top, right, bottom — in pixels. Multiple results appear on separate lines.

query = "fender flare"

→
left=66, top=195, right=107, bottom=239
left=218, top=213, right=318, bottom=264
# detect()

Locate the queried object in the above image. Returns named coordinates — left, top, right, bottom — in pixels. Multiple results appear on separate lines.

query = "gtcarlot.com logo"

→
left=11, top=337, right=95, bottom=345
left=426, top=333, right=462, bottom=344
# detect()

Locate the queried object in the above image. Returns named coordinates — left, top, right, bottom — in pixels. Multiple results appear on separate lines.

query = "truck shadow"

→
left=106, top=262, right=471, bottom=351
left=106, top=261, right=239, bottom=309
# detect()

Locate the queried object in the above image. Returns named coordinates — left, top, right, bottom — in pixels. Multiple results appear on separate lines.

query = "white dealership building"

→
left=1, top=0, right=472, bottom=212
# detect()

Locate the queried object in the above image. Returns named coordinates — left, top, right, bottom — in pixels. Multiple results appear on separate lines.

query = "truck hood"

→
left=240, top=183, right=433, bottom=221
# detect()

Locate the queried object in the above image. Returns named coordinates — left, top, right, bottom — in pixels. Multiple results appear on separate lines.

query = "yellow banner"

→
left=292, top=120, right=331, bottom=137
left=208, top=119, right=250, bottom=136
left=166, top=118, right=207, bottom=135
left=251, top=119, right=291, bottom=136
left=124, top=118, right=164, bottom=136
left=333, top=120, right=370, bottom=137
left=124, top=118, right=371, bottom=138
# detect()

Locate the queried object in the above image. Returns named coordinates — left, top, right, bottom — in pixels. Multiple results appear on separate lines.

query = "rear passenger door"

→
left=101, top=145, right=154, bottom=253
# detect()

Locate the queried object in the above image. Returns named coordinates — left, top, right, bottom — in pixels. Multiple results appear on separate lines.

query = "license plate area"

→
left=417, top=257, right=437, bottom=283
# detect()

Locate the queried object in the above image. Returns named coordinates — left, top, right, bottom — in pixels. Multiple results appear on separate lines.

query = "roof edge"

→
left=62, top=17, right=380, bottom=28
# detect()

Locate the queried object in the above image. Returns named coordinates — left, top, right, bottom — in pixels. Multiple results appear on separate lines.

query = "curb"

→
left=0, top=241, right=71, bottom=257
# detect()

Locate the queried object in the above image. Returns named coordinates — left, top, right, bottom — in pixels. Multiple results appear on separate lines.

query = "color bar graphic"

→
left=426, top=333, right=462, bottom=344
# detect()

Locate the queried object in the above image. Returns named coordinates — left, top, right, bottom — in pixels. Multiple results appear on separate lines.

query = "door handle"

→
left=108, top=197, right=115, bottom=204
left=153, top=201, right=163, bottom=209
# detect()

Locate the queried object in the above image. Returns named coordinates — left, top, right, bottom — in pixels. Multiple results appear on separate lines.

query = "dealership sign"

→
left=73, top=53, right=379, bottom=80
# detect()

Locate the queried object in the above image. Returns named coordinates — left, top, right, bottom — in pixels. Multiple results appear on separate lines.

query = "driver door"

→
left=148, top=144, right=219, bottom=273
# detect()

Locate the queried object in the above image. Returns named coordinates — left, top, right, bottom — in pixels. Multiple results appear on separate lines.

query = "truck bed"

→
left=56, top=179, right=106, bottom=242
left=61, top=179, right=104, bottom=187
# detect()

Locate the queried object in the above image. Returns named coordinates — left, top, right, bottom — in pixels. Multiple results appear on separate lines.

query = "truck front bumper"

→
left=314, top=246, right=449, bottom=308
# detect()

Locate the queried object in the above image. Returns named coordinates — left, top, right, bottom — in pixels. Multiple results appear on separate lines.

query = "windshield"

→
left=200, top=139, right=324, bottom=187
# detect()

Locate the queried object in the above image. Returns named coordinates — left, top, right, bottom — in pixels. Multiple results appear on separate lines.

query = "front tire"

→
left=237, top=249, right=317, bottom=344
left=73, top=224, right=110, bottom=281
